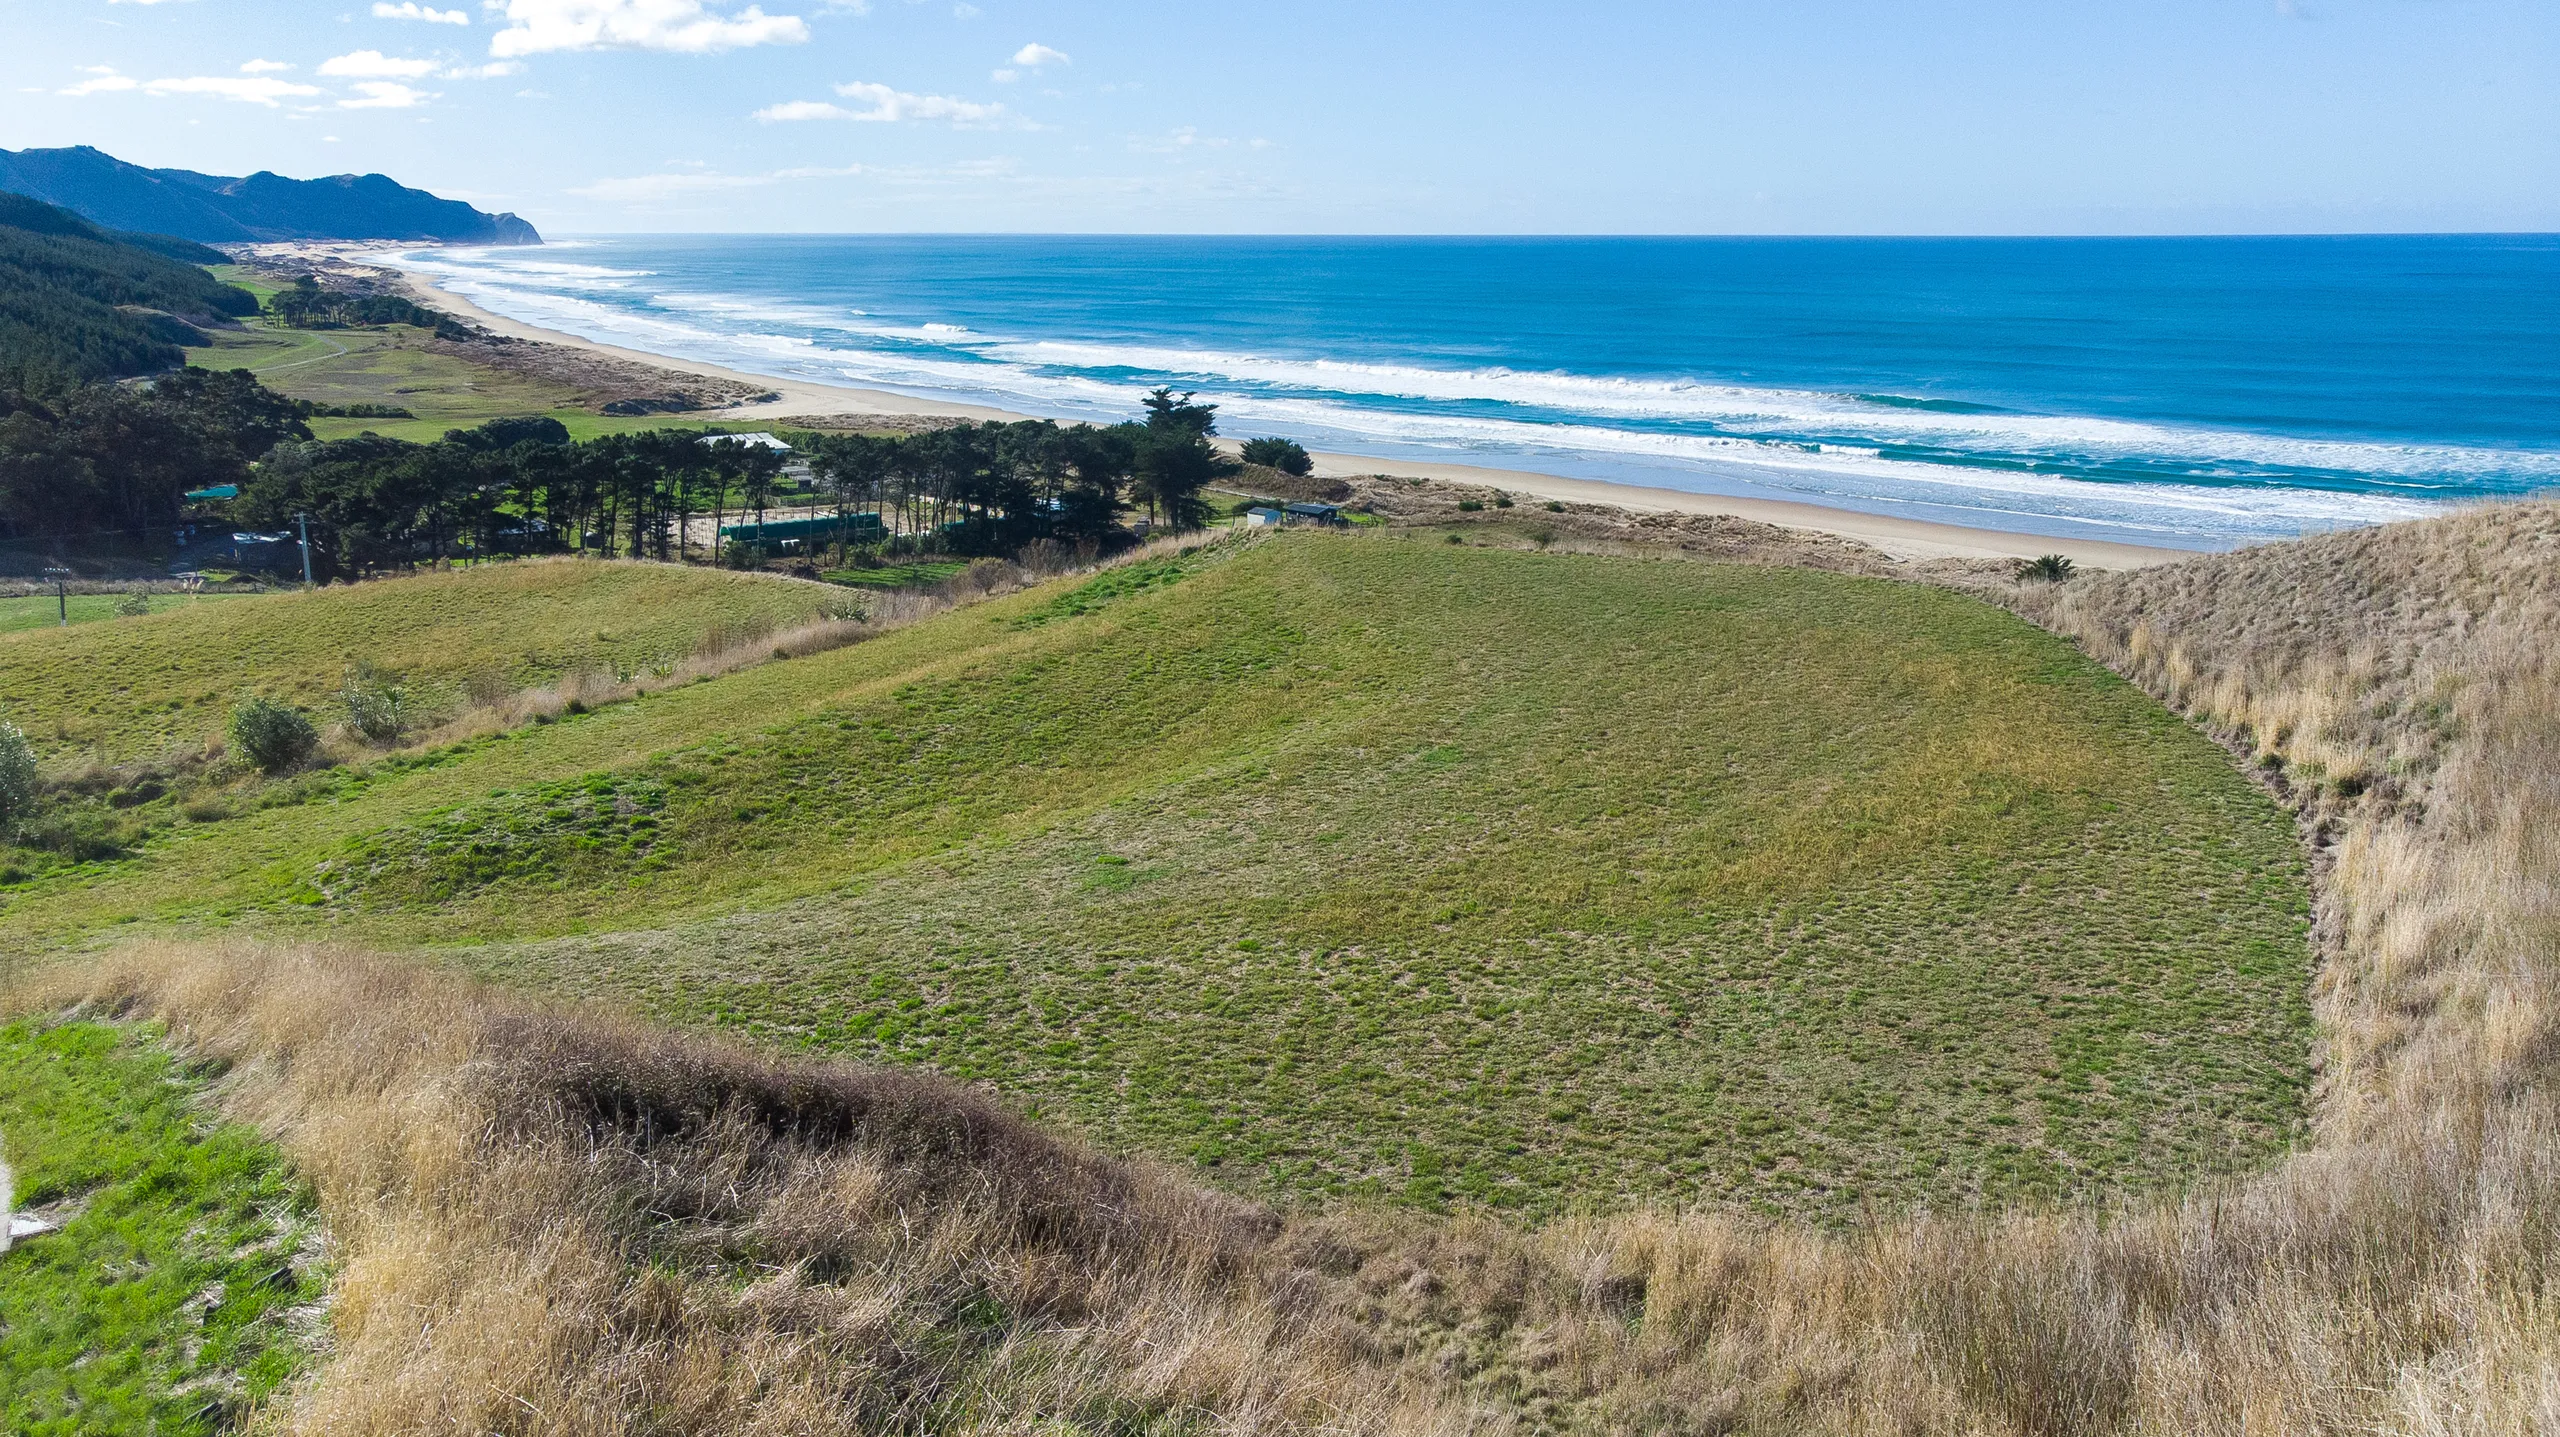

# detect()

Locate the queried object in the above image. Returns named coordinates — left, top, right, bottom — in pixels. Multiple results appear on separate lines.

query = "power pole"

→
left=296, top=513, right=314, bottom=589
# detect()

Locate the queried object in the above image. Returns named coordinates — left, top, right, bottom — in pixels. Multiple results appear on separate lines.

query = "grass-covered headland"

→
left=3, top=535, right=2311, bottom=1222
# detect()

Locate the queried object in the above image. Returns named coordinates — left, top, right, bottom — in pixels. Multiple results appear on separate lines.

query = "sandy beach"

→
left=379, top=257, right=2193, bottom=570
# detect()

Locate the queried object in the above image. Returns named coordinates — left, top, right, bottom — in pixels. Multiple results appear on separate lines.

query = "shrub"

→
left=1457, top=500, right=1484, bottom=513
left=339, top=664, right=412, bottom=744
left=0, top=722, right=37, bottom=837
left=1494, top=495, right=1513, bottom=508
left=1238, top=437, right=1313, bottom=476
left=1545, top=500, right=1565, bottom=513
left=227, top=697, right=317, bottom=774
left=2016, top=554, right=2077, bottom=583
left=113, top=592, right=152, bottom=618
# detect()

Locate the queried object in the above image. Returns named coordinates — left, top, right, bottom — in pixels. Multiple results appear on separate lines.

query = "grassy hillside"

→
left=0, top=558, right=849, bottom=759
left=0, top=1018, right=320, bottom=1435
left=9, top=508, right=2549, bottom=1437
left=0, top=535, right=2310, bottom=1220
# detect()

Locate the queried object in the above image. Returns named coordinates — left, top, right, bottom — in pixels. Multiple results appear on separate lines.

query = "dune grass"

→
left=0, top=1018, right=320, bottom=1436
left=1, top=535, right=2310, bottom=1221
left=0, top=557, right=848, bottom=761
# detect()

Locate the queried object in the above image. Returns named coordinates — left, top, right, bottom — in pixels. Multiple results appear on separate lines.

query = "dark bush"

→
left=228, top=697, right=318, bottom=774
left=2015, top=554, right=2077, bottom=583
left=1238, top=437, right=1313, bottom=476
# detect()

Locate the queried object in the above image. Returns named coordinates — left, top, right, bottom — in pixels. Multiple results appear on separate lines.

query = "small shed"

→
left=1283, top=502, right=1346, bottom=526
left=1244, top=506, right=1284, bottom=527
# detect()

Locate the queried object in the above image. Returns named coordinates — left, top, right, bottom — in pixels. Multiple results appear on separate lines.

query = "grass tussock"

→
left=11, top=941, right=1423, bottom=1436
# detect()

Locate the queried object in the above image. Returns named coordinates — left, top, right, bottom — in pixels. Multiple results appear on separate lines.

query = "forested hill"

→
left=0, top=191, right=258, bottom=391
left=0, top=146, right=541, bottom=246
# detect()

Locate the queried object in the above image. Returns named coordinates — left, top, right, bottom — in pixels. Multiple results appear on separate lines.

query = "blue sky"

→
left=4, top=0, right=2553, bottom=234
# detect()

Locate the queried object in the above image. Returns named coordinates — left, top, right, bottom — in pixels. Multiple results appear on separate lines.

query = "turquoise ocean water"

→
left=395, top=235, right=2560, bottom=549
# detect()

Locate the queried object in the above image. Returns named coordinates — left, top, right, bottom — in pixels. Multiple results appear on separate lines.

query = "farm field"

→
left=0, top=558, right=847, bottom=759
left=0, top=591, right=255, bottom=636
left=183, top=322, right=721, bottom=444
left=0, top=536, right=2312, bottom=1221
left=0, top=1019, right=321, bottom=1436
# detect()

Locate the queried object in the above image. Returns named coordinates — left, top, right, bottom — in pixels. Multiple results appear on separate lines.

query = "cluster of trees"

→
left=805, top=387, right=1233, bottom=546
left=0, top=368, right=310, bottom=544
left=236, top=386, right=1238, bottom=580
left=1, top=271, right=1271, bottom=581
left=267, top=275, right=471, bottom=340
left=0, top=191, right=255, bottom=393
left=1239, top=436, right=1315, bottom=476
left=242, top=419, right=786, bottom=578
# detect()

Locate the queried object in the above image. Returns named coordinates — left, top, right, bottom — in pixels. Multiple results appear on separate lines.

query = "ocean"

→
left=392, top=235, right=2560, bottom=550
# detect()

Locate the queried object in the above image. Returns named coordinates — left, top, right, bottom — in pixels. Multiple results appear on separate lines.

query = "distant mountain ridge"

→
left=0, top=146, right=540, bottom=247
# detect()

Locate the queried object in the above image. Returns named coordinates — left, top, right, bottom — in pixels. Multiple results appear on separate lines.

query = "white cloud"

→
left=373, top=1, right=471, bottom=21
left=59, top=67, right=140, bottom=96
left=754, top=79, right=1011, bottom=126
left=989, top=68, right=1016, bottom=84
left=339, top=80, right=438, bottom=108
left=951, top=2, right=979, bottom=16
left=444, top=60, right=524, bottom=78
left=238, top=59, right=295, bottom=74
left=1010, top=42, right=1068, bottom=68
left=320, top=50, right=444, bottom=78
left=572, top=162, right=864, bottom=203
left=573, top=171, right=775, bottom=200
left=141, top=75, right=327, bottom=105
left=1129, top=126, right=1241, bottom=154
left=486, top=0, right=810, bottom=57
left=751, top=98, right=854, bottom=121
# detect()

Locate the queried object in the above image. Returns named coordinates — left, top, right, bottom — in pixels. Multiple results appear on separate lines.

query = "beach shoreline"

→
left=358, top=249, right=2193, bottom=569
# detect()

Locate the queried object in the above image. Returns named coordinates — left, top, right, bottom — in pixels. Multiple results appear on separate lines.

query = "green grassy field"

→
left=0, top=536, right=2312, bottom=1221
left=183, top=320, right=722, bottom=444
left=0, top=1020, right=320, bottom=1435
left=0, top=592, right=256, bottom=637
left=820, top=560, right=970, bottom=589
left=0, top=558, right=847, bottom=760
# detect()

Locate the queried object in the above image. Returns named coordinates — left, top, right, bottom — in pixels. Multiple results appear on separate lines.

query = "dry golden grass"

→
left=10, top=502, right=2557, bottom=1434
